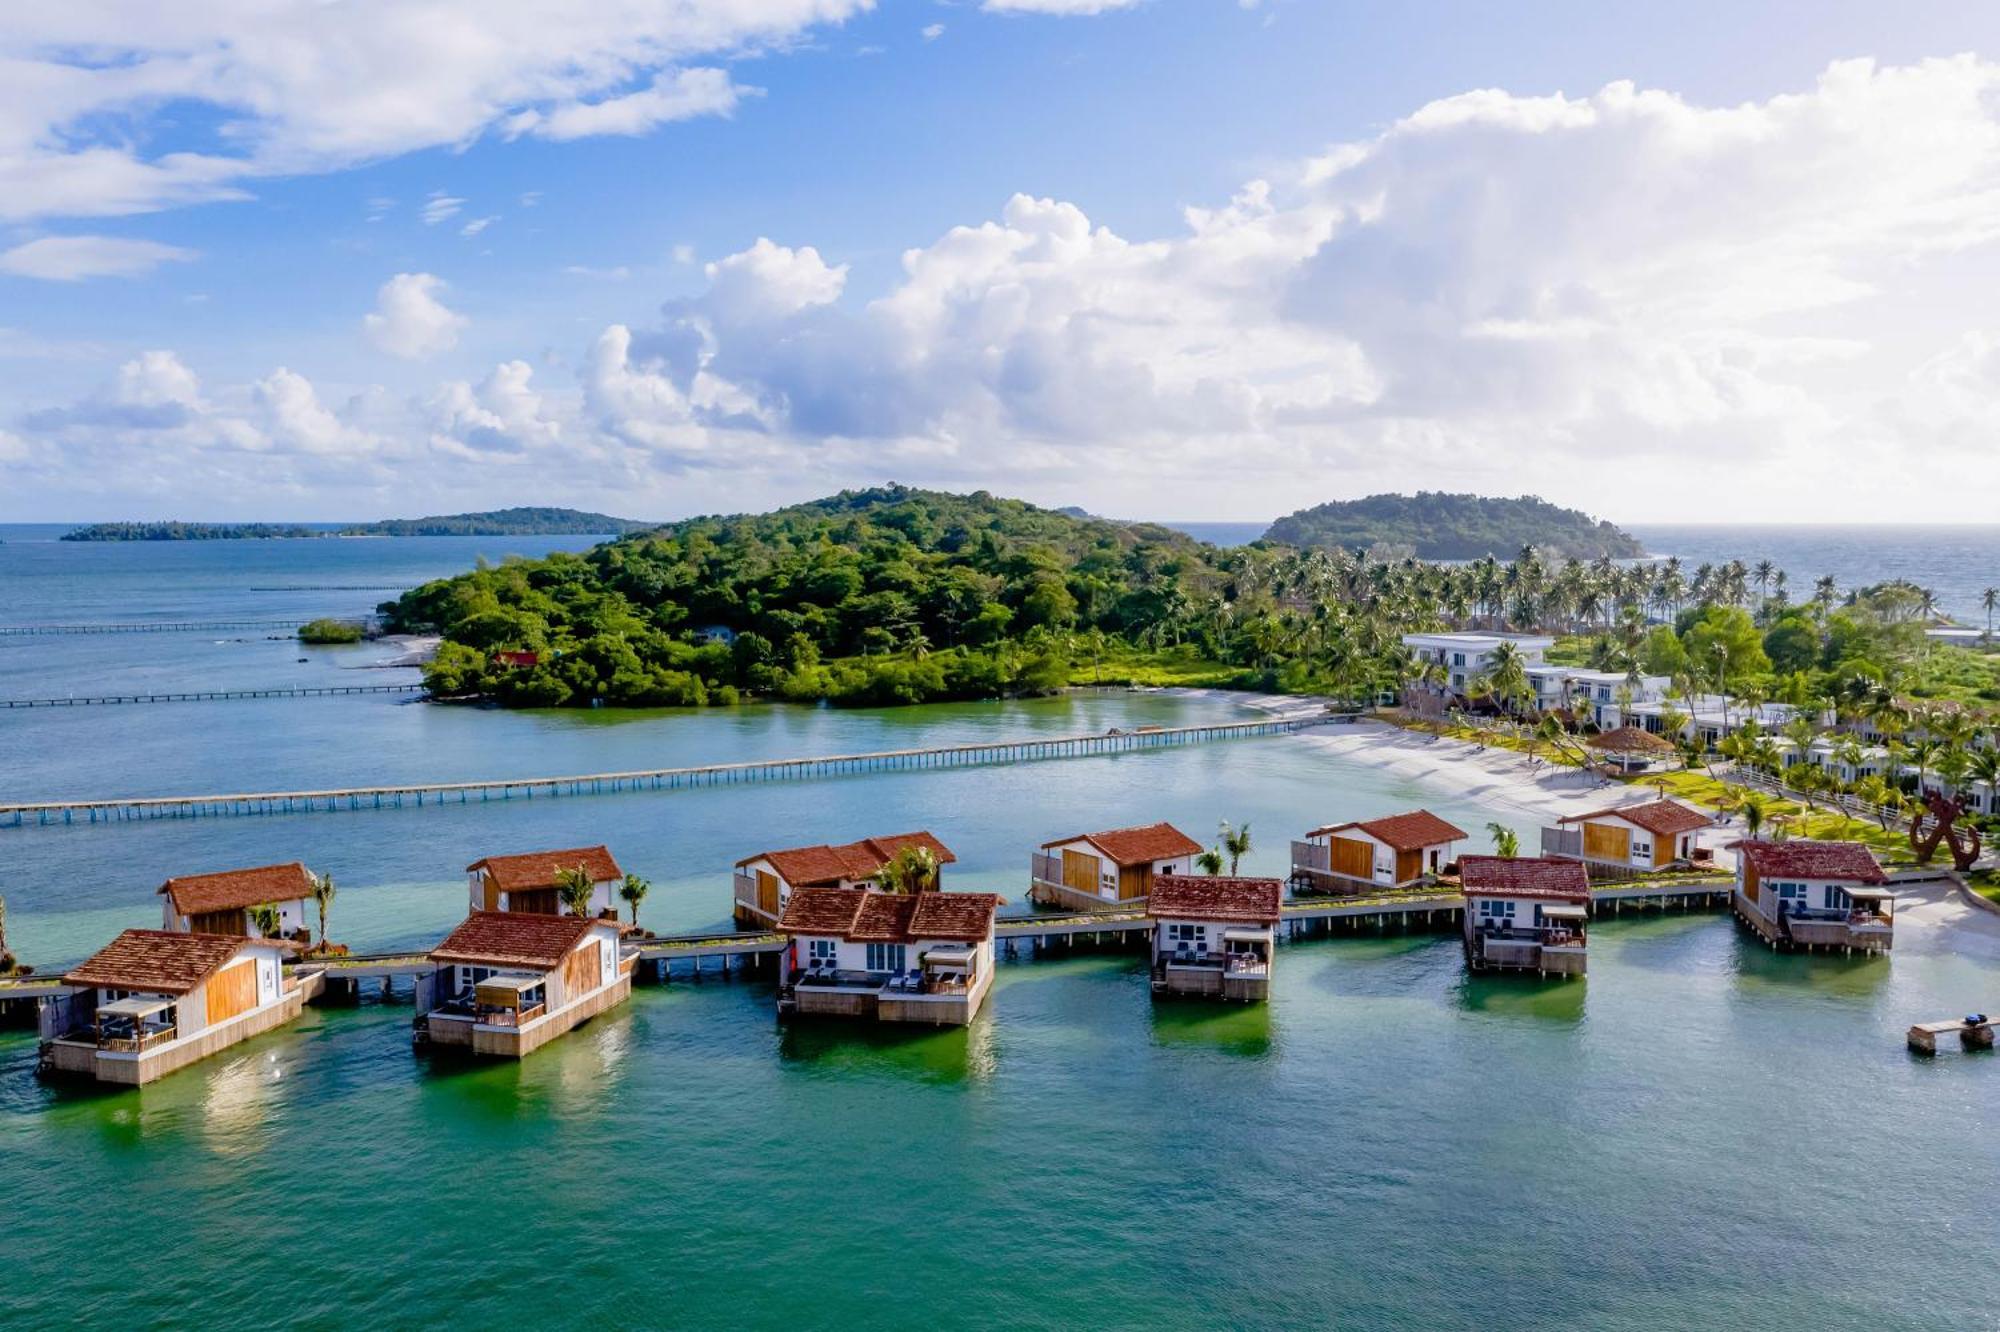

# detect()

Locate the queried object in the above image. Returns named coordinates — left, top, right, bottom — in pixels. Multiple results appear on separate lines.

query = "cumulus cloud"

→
left=363, top=273, right=469, bottom=360
left=429, top=360, right=565, bottom=456
left=1, top=3, right=871, bottom=222
left=0, top=235, right=197, bottom=280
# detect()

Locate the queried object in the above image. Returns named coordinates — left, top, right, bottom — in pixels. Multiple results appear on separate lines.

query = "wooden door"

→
left=1394, top=849, right=1422, bottom=883
left=757, top=871, right=780, bottom=916
left=1119, top=866, right=1148, bottom=900
left=1582, top=823, right=1630, bottom=862
left=1330, top=837, right=1373, bottom=880
left=562, top=940, right=601, bottom=998
left=203, top=960, right=258, bottom=1027
left=190, top=909, right=249, bottom=936
left=481, top=873, right=500, bottom=912
left=1062, top=849, right=1101, bottom=894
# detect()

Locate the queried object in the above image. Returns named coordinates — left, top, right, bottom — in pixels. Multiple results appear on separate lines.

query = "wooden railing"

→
left=479, top=1003, right=546, bottom=1028
left=97, top=1025, right=177, bottom=1052
left=1290, top=840, right=1331, bottom=873
left=732, top=873, right=759, bottom=906
left=1029, top=852, right=1063, bottom=884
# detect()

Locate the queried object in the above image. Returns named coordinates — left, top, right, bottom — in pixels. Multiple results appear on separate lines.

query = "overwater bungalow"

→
left=1544, top=799, right=1711, bottom=874
left=1029, top=821, right=1202, bottom=909
left=466, top=845, right=622, bottom=917
left=41, top=930, right=304, bottom=1085
left=775, top=887, right=1002, bottom=1025
left=1730, top=840, right=1894, bottom=953
left=733, top=831, right=955, bottom=927
left=1147, top=874, right=1283, bottom=1002
left=1460, top=857, right=1590, bottom=977
left=159, top=861, right=316, bottom=939
left=1291, top=810, right=1466, bottom=893
left=416, top=911, right=634, bottom=1058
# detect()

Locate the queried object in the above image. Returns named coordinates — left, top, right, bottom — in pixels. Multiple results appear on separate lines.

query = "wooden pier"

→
left=0, top=618, right=326, bottom=637
left=2, top=683, right=424, bottom=709
left=0, top=714, right=1330, bottom=827
left=1906, top=1015, right=1994, bottom=1055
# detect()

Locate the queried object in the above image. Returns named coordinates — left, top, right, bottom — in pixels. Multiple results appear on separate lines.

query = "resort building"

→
left=1147, top=874, right=1283, bottom=1002
left=42, top=930, right=304, bottom=1086
left=1291, top=810, right=1466, bottom=893
left=776, top=887, right=1002, bottom=1025
left=158, top=861, right=316, bottom=939
left=1545, top=799, right=1711, bottom=873
left=733, top=831, right=956, bottom=927
left=1525, top=667, right=1671, bottom=729
left=1460, top=857, right=1590, bottom=977
left=1624, top=695, right=1801, bottom=749
left=1400, top=633, right=1555, bottom=710
left=417, top=911, right=634, bottom=1058
left=466, top=845, right=622, bottom=917
left=1731, top=840, right=1894, bottom=953
left=1029, top=821, right=1202, bottom=909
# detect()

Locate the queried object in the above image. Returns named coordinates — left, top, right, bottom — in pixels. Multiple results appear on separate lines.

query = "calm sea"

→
left=0, top=527, right=1996, bottom=1329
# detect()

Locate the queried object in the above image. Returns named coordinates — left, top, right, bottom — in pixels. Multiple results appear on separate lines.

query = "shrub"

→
left=299, top=618, right=365, bottom=644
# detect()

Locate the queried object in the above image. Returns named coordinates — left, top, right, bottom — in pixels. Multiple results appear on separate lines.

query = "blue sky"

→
left=5, top=2, right=2000, bottom=522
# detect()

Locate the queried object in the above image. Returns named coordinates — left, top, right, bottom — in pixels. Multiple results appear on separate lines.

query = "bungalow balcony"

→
left=785, top=954, right=991, bottom=1025
left=1029, top=852, right=1119, bottom=904
left=1153, top=936, right=1273, bottom=1002
left=1467, top=923, right=1588, bottom=976
left=1780, top=907, right=1894, bottom=952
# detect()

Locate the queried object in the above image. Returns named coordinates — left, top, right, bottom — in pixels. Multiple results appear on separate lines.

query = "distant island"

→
left=61, top=507, right=651, bottom=542
left=1263, top=492, right=1644, bottom=561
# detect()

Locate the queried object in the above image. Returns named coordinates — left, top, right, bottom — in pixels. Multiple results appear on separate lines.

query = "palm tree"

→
left=1218, top=820, right=1253, bottom=875
left=1739, top=792, right=1769, bottom=841
left=0, top=891, right=10, bottom=971
left=1195, top=846, right=1225, bottom=875
left=1486, top=822, right=1519, bottom=858
left=1985, top=586, right=1999, bottom=644
left=248, top=903, right=281, bottom=938
left=618, top=873, right=651, bottom=927
left=555, top=864, right=599, bottom=918
left=872, top=844, right=940, bottom=895
left=310, top=872, right=336, bottom=950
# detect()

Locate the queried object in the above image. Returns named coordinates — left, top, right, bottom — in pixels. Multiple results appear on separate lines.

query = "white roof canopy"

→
left=1221, top=927, right=1273, bottom=943
left=1540, top=904, right=1589, bottom=921
left=923, top=947, right=975, bottom=970
left=473, top=973, right=543, bottom=999
left=1843, top=886, right=1895, bottom=901
left=99, top=996, right=174, bottom=1019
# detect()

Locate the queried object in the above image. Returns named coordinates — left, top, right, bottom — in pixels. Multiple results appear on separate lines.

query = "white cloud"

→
left=672, top=243, right=697, bottom=265
left=0, top=427, right=31, bottom=462
left=0, top=3, right=875, bottom=222
left=0, top=235, right=197, bottom=280
left=504, top=67, right=749, bottom=141
left=518, top=191, right=543, bottom=207
left=255, top=368, right=381, bottom=455
left=922, top=23, right=945, bottom=40
left=460, top=215, right=499, bottom=237
left=429, top=360, right=565, bottom=456
left=420, top=194, right=466, bottom=226
left=363, top=273, right=468, bottom=360
left=981, top=0, right=1143, bottom=13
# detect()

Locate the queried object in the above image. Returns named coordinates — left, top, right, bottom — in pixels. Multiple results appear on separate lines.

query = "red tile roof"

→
left=467, top=846, right=622, bottom=892
left=160, top=862, right=315, bottom=916
left=776, top=888, right=1000, bottom=942
left=430, top=911, right=597, bottom=970
left=65, top=930, right=266, bottom=995
left=1306, top=809, right=1468, bottom=849
left=1734, top=840, right=1887, bottom=884
left=1559, top=799, right=1710, bottom=838
left=1459, top=856, right=1591, bottom=901
left=1148, top=875, right=1284, bottom=924
left=1042, top=821, right=1202, bottom=866
left=742, top=831, right=955, bottom=887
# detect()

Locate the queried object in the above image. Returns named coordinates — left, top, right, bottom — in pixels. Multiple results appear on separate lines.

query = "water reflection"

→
left=1147, top=997, right=1274, bottom=1058
left=1729, top=932, right=1892, bottom=1001
left=1453, top=973, right=1587, bottom=1024
left=198, top=1044, right=291, bottom=1154
left=775, top=1012, right=995, bottom=1083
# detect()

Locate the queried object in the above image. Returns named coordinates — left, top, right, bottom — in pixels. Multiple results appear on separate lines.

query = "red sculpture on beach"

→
left=1909, top=790, right=1982, bottom=872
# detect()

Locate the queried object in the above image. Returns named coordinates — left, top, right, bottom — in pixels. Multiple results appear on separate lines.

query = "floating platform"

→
left=1907, top=1015, right=1994, bottom=1055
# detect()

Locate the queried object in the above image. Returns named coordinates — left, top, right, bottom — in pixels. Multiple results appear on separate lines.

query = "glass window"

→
left=865, top=943, right=907, bottom=973
left=807, top=938, right=837, bottom=965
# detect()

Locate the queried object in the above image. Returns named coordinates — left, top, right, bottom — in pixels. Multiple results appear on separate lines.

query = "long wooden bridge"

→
left=2, top=682, right=425, bottom=709
left=0, top=618, right=325, bottom=637
left=0, top=714, right=1329, bottom=827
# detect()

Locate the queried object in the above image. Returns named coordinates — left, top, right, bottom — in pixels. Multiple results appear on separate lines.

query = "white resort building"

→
left=1731, top=840, right=1894, bottom=954
left=1029, top=821, right=1202, bottom=910
left=418, top=911, right=634, bottom=1058
left=776, top=887, right=1002, bottom=1025
left=43, top=930, right=305, bottom=1086
left=733, top=831, right=956, bottom=927
left=1459, top=857, right=1591, bottom=977
left=1400, top=633, right=1555, bottom=709
left=466, top=845, right=623, bottom=917
left=1147, top=874, right=1284, bottom=1002
left=1545, top=799, right=1712, bottom=873
left=1291, top=809, right=1466, bottom=893
left=159, top=861, right=316, bottom=939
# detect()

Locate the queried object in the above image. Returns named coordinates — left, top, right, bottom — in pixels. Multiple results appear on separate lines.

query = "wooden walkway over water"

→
left=2, top=683, right=425, bottom=709
left=0, top=714, right=1329, bottom=827
left=0, top=618, right=323, bottom=637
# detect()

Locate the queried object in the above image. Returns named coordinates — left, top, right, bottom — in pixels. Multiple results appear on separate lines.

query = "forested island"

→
left=60, top=507, right=646, bottom=542
left=1264, top=493, right=1644, bottom=561
left=377, top=484, right=1997, bottom=719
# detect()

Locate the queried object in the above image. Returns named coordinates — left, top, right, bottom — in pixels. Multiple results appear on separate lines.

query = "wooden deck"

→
left=1906, top=1016, right=1994, bottom=1054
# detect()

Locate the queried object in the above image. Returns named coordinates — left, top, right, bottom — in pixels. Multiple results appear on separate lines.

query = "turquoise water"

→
left=2, top=530, right=1998, bottom=1330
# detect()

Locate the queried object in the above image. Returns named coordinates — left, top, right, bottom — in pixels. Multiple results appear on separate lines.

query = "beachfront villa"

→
left=1546, top=799, right=1711, bottom=873
left=776, top=887, right=1003, bottom=1025
left=1731, top=840, right=1894, bottom=953
left=159, top=861, right=316, bottom=938
left=1526, top=666, right=1671, bottom=728
left=1400, top=632, right=1555, bottom=710
left=1625, top=694, right=1801, bottom=749
left=1029, top=821, right=1202, bottom=909
left=1291, top=810, right=1465, bottom=893
left=1460, top=856, right=1591, bottom=977
left=417, top=911, right=634, bottom=1057
left=466, top=845, right=622, bottom=917
left=1147, top=874, right=1283, bottom=1002
left=733, top=831, right=956, bottom=927
left=42, top=930, right=304, bottom=1085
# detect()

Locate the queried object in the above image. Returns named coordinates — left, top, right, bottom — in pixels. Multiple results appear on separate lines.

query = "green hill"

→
left=1263, top=493, right=1643, bottom=561
left=61, top=521, right=322, bottom=541
left=341, top=507, right=649, bottom=536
